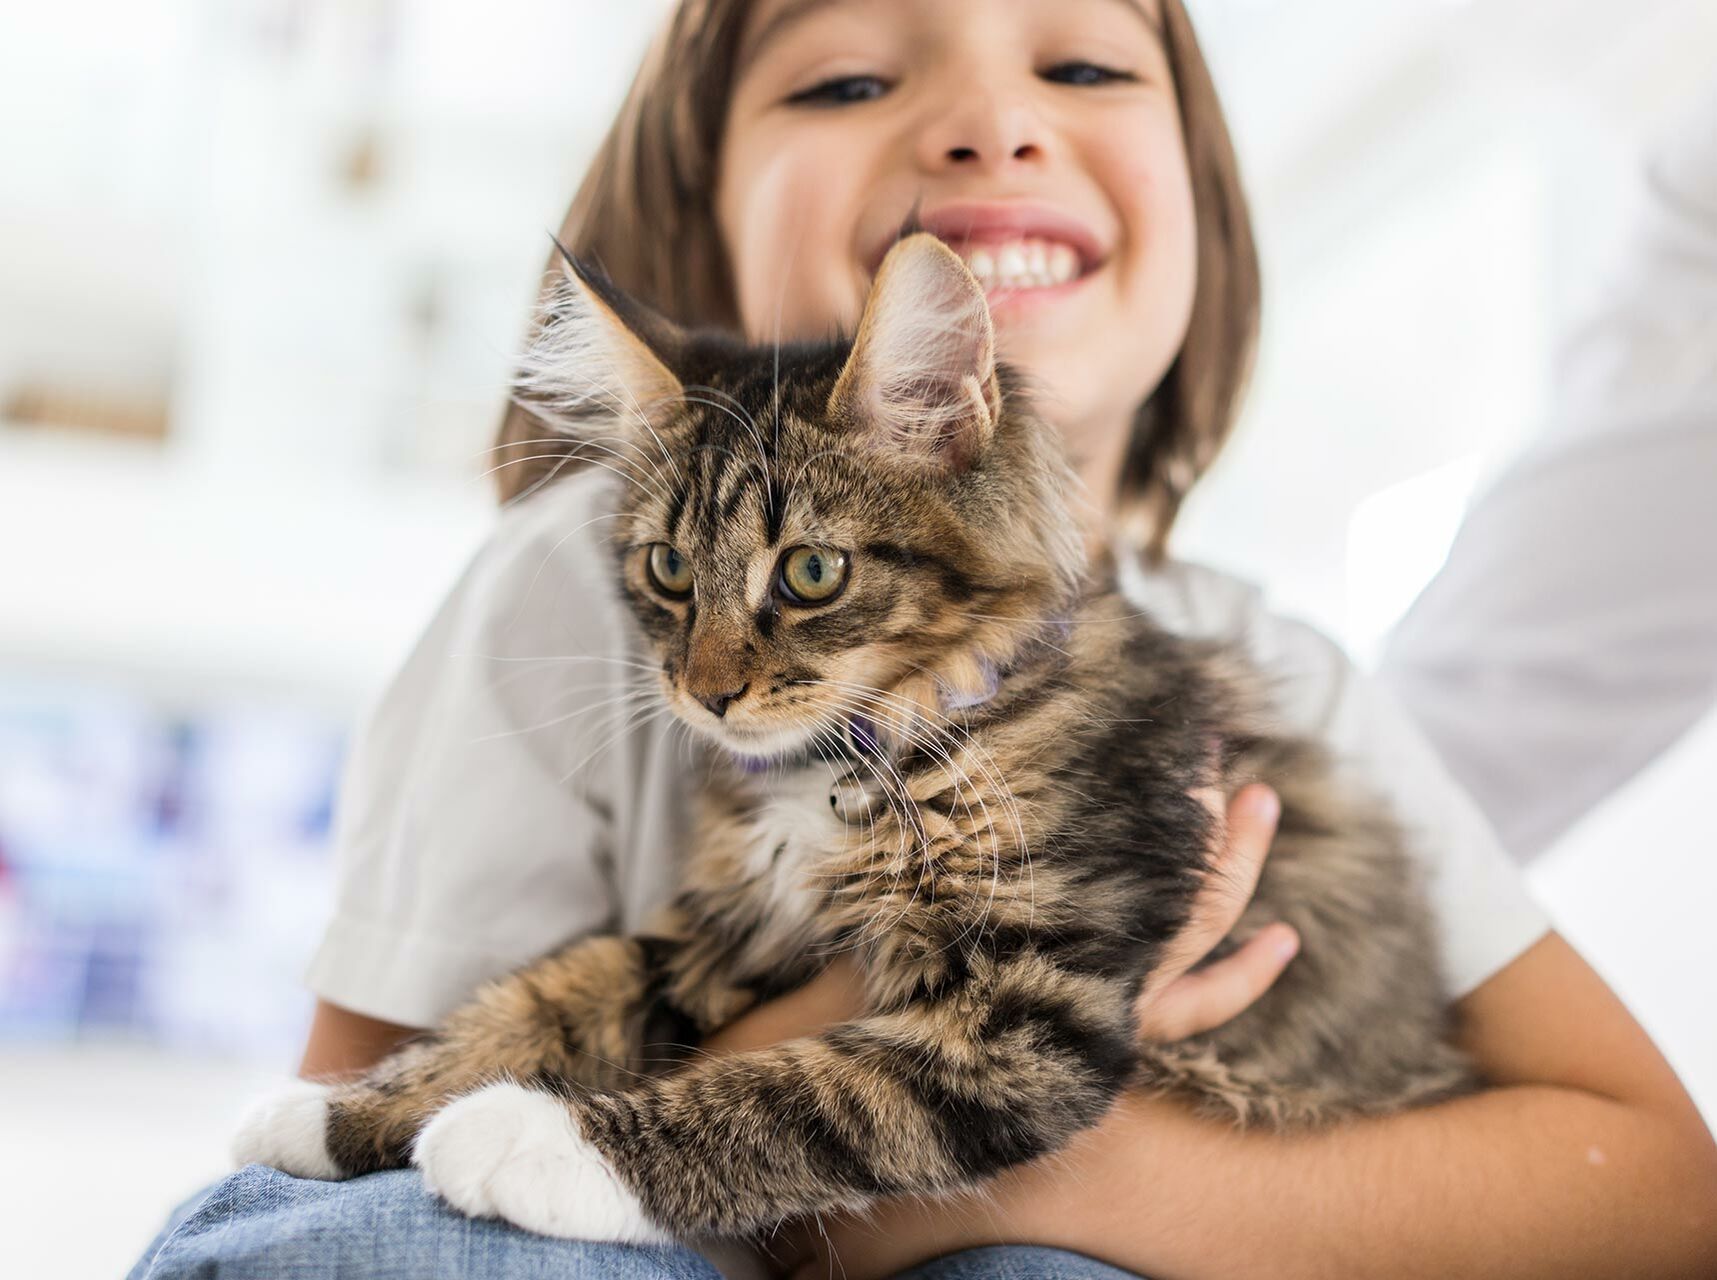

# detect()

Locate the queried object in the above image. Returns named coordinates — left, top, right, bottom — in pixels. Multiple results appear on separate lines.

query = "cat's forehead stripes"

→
left=660, top=386, right=843, bottom=555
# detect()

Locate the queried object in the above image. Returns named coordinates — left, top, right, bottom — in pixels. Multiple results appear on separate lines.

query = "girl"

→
left=132, top=1, right=1717, bottom=1277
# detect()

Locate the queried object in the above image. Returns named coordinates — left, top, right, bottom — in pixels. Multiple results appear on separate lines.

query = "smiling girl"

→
left=131, top=1, right=1717, bottom=1278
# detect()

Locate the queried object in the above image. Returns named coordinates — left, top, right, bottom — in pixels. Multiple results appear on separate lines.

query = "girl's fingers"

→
left=1135, top=922, right=1301, bottom=1043
left=1136, top=783, right=1293, bottom=1041
left=1160, top=784, right=1281, bottom=979
left=1209, top=783, right=1281, bottom=915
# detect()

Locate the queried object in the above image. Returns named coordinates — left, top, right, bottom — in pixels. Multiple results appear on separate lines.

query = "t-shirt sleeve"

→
left=305, top=473, right=641, bottom=1027
left=1248, top=607, right=1553, bottom=997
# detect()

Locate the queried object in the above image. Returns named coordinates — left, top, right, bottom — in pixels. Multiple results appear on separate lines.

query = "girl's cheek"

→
left=722, top=134, right=870, bottom=343
left=1112, top=124, right=1198, bottom=269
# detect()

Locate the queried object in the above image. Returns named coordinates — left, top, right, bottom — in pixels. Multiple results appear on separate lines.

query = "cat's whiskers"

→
left=800, top=711, right=923, bottom=869
left=480, top=448, right=672, bottom=512
left=791, top=678, right=993, bottom=875
left=792, top=709, right=928, bottom=953
left=894, top=663, right=1031, bottom=852
left=463, top=659, right=655, bottom=697
left=681, top=436, right=777, bottom=539
left=672, top=388, right=772, bottom=516
left=472, top=427, right=678, bottom=501
left=457, top=670, right=648, bottom=712
left=497, top=435, right=665, bottom=513
left=467, top=683, right=657, bottom=745
left=465, top=652, right=659, bottom=672
left=896, top=658, right=1036, bottom=931
left=809, top=676, right=1031, bottom=945
left=518, top=431, right=677, bottom=505
left=556, top=698, right=678, bottom=788
left=508, top=447, right=585, bottom=506
left=808, top=676, right=1022, bottom=864
left=611, top=394, right=685, bottom=491
left=779, top=446, right=869, bottom=501
left=804, top=727, right=911, bottom=870
left=675, top=386, right=773, bottom=491
left=494, top=508, right=632, bottom=626
left=504, top=402, right=677, bottom=511
left=794, top=681, right=997, bottom=951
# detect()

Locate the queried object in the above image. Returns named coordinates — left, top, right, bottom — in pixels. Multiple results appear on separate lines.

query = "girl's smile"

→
left=866, top=199, right=1109, bottom=312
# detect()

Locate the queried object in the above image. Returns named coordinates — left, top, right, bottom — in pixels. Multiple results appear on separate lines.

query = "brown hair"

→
left=491, top=0, right=1259, bottom=560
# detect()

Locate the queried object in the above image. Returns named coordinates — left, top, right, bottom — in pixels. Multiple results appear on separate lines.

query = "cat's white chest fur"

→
left=734, top=759, right=858, bottom=965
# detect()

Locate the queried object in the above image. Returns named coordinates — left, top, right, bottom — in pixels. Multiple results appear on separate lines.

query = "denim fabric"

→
left=129, top=1165, right=1145, bottom=1280
left=899, top=1245, right=1144, bottom=1280
left=129, top=1166, right=726, bottom=1280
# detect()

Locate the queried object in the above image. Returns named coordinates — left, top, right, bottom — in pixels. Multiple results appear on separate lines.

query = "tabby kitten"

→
left=235, top=235, right=1472, bottom=1243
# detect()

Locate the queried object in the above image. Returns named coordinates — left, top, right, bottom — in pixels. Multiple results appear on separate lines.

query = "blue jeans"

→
left=129, top=1165, right=1145, bottom=1279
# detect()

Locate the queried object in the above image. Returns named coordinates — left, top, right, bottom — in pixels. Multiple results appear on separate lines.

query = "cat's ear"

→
left=829, top=233, right=1000, bottom=471
left=512, top=242, right=685, bottom=443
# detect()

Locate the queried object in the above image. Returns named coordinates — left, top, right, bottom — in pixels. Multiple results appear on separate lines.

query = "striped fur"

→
left=260, top=238, right=1473, bottom=1237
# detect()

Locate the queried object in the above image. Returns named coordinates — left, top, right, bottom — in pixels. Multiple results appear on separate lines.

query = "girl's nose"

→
left=916, top=90, right=1048, bottom=174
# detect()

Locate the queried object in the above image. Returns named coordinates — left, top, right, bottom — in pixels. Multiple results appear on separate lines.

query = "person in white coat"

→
left=1382, top=89, right=1717, bottom=862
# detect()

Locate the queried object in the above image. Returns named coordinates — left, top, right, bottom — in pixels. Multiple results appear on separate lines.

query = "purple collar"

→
left=845, top=617, right=1072, bottom=759
left=732, top=618, right=1072, bottom=772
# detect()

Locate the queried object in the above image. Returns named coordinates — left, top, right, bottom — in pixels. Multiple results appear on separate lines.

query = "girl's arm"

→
left=794, top=931, right=1717, bottom=1280
left=299, top=1000, right=421, bottom=1080
left=782, top=833, right=1717, bottom=1280
left=705, top=785, right=1300, bottom=1057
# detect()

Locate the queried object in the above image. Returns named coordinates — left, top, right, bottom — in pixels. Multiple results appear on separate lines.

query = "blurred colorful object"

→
left=0, top=680, right=342, bottom=1058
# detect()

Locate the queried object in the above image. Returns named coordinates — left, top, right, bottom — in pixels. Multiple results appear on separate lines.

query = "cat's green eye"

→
left=645, top=543, right=693, bottom=598
left=777, top=546, right=849, bottom=605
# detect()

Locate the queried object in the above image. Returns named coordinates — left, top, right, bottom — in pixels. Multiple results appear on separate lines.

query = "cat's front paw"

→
left=231, top=1079, right=343, bottom=1179
left=412, top=1082, right=667, bottom=1243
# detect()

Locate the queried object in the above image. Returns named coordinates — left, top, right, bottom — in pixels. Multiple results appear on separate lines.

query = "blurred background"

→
left=2, top=0, right=1714, bottom=1273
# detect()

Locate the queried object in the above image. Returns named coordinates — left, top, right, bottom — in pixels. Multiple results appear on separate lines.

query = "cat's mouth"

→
left=866, top=201, right=1107, bottom=298
left=682, top=709, right=821, bottom=764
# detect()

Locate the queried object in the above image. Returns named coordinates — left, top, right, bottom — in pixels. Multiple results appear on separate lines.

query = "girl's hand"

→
left=764, top=783, right=1295, bottom=1280
left=1136, top=783, right=1297, bottom=1040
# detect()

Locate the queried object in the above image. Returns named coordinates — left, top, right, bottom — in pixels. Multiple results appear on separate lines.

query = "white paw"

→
left=231, top=1079, right=342, bottom=1179
left=412, top=1082, right=666, bottom=1244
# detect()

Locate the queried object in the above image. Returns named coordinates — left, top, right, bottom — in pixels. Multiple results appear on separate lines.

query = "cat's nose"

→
left=695, top=684, right=748, bottom=718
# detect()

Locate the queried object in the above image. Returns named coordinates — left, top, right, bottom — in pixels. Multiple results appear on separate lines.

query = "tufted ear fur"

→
left=829, top=234, right=1001, bottom=472
left=512, top=242, right=685, bottom=449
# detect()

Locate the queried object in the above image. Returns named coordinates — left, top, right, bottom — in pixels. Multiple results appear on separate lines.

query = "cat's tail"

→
left=1135, top=1037, right=1475, bottom=1131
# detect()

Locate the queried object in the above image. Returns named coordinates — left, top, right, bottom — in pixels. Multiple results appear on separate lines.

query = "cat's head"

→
left=513, top=234, right=1085, bottom=760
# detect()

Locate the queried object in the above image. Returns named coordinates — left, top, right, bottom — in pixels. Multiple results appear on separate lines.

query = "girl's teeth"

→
left=955, top=237, right=1083, bottom=291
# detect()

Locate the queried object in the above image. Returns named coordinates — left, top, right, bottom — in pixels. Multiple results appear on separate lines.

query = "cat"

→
left=234, top=234, right=1473, bottom=1244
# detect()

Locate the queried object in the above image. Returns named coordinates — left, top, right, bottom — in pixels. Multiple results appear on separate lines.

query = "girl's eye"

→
left=1041, top=61, right=1138, bottom=88
left=777, top=546, right=850, bottom=604
left=646, top=543, right=693, bottom=598
left=785, top=74, right=890, bottom=107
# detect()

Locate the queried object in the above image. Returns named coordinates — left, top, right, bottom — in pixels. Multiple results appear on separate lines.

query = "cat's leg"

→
left=235, top=927, right=729, bottom=1180
left=410, top=951, right=1140, bottom=1242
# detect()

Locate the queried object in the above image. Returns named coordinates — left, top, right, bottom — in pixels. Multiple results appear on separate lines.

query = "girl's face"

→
left=716, top=0, right=1197, bottom=486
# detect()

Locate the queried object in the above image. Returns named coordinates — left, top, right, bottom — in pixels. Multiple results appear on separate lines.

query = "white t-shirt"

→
left=306, top=470, right=1550, bottom=1028
left=1381, top=86, right=1717, bottom=861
